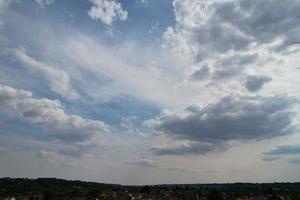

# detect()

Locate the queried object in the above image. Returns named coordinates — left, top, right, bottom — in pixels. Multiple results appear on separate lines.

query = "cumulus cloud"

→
left=163, top=0, right=300, bottom=91
left=164, top=0, right=300, bottom=59
left=264, top=145, right=300, bottom=155
left=0, top=84, right=108, bottom=143
left=148, top=95, right=296, bottom=155
left=14, top=48, right=79, bottom=100
left=245, top=75, right=272, bottom=92
left=88, top=0, right=128, bottom=25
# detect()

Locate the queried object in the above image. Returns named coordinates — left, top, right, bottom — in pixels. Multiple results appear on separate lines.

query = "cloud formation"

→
left=88, top=0, right=128, bottom=25
left=162, top=0, right=300, bottom=94
left=14, top=48, right=79, bottom=100
left=148, top=95, right=296, bottom=155
left=244, top=75, right=272, bottom=92
left=0, top=84, right=107, bottom=143
left=164, top=0, right=300, bottom=59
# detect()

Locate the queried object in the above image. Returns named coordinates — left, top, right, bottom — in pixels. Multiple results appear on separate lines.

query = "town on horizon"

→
left=1, top=0, right=300, bottom=195
left=1, top=178, right=300, bottom=200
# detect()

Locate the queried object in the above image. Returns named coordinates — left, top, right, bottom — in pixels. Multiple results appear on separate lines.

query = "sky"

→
left=0, top=0, right=300, bottom=185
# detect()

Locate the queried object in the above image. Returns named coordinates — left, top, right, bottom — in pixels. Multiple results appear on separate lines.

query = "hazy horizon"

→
left=0, top=0, right=300, bottom=185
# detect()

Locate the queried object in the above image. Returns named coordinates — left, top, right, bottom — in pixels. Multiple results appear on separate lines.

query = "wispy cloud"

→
left=14, top=48, right=79, bottom=100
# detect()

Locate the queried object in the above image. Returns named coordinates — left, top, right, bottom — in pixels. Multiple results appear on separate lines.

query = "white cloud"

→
left=162, top=0, right=300, bottom=89
left=88, top=0, right=128, bottom=25
left=150, top=0, right=300, bottom=156
left=61, top=35, right=193, bottom=108
left=14, top=48, right=79, bottom=100
left=34, top=0, right=54, bottom=9
left=0, top=84, right=108, bottom=143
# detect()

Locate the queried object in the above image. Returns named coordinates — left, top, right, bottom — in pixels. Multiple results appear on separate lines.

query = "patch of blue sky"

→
left=66, top=94, right=160, bottom=131
left=0, top=116, right=53, bottom=142
left=8, top=0, right=175, bottom=46
left=118, top=0, right=175, bottom=44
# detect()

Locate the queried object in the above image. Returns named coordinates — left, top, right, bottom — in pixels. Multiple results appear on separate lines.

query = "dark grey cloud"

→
left=212, top=65, right=242, bottom=80
left=264, top=145, right=300, bottom=155
left=149, top=95, right=296, bottom=155
left=192, top=54, right=259, bottom=81
left=151, top=142, right=228, bottom=156
left=153, top=96, right=295, bottom=142
left=245, top=75, right=272, bottom=92
left=213, top=0, right=300, bottom=50
left=169, top=0, right=300, bottom=60
left=212, top=54, right=259, bottom=80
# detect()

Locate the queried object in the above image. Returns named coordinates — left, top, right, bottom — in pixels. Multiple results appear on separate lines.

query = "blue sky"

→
left=0, top=0, right=300, bottom=185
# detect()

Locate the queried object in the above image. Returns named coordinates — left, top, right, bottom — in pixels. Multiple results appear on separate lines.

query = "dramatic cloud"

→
left=88, top=0, right=128, bottom=25
left=14, top=48, right=79, bottom=100
left=148, top=95, right=296, bottom=155
left=0, top=84, right=108, bottom=143
left=151, top=96, right=295, bottom=142
left=1, top=0, right=300, bottom=184
left=264, top=145, right=300, bottom=155
left=164, top=0, right=300, bottom=59
left=163, top=0, right=300, bottom=92
left=244, top=75, right=272, bottom=92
